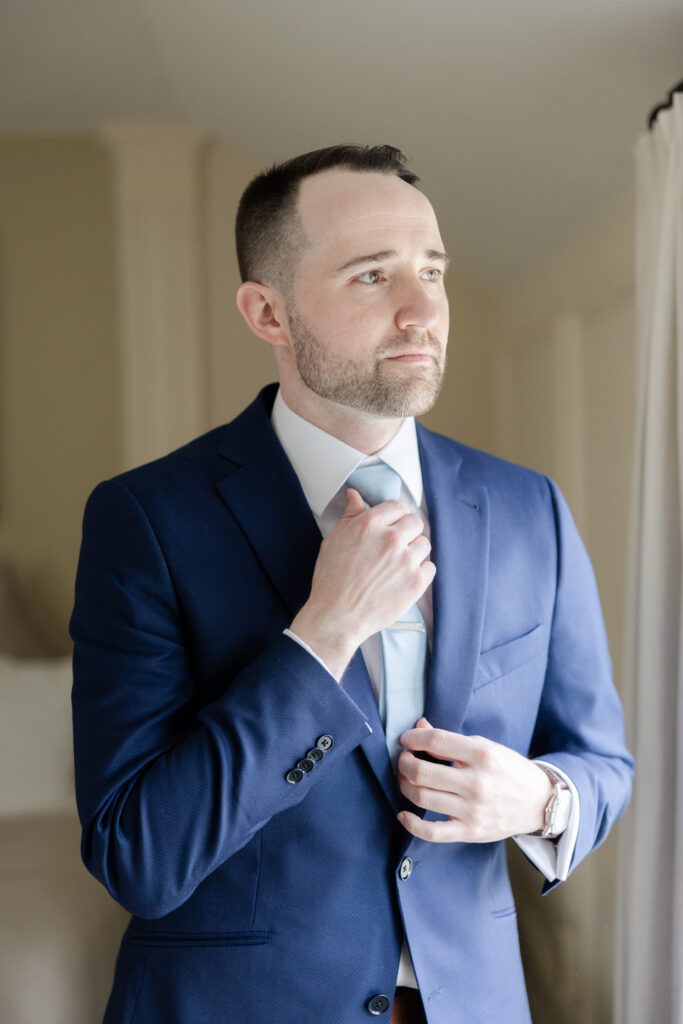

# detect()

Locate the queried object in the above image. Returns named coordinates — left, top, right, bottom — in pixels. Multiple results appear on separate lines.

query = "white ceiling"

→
left=1, top=0, right=681, bottom=285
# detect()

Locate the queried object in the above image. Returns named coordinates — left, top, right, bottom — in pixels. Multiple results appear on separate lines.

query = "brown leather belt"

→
left=389, top=986, right=428, bottom=1024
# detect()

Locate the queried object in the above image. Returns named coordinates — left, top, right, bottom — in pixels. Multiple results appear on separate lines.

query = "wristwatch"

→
left=535, top=765, right=572, bottom=838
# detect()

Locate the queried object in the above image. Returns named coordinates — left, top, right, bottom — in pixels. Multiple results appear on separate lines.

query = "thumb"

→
left=416, top=717, right=432, bottom=729
left=342, top=487, right=366, bottom=519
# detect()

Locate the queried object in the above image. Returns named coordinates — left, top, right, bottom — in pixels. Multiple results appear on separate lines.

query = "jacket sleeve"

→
left=70, top=479, right=372, bottom=919
left=528, top=476, right=634, bottom=889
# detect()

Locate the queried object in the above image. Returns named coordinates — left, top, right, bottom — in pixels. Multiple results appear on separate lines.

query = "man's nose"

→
left=394, top=279, right=442, bottom=332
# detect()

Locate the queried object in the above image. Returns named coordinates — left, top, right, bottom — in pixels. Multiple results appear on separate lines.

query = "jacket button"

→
left=399, top=857, right=413, bottom=880
left=317, top=734, right=334, bottom=751
left=367, top=993, right=391, bottom=1015
left=285, top=768, right=304, bottom=784
left=306, top=746, right=324, bottom=762
left=297, top=758, right=315, bottom=773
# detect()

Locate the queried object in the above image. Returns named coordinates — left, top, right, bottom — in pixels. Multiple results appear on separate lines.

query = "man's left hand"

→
left=396, top=718, right=554, bottom=843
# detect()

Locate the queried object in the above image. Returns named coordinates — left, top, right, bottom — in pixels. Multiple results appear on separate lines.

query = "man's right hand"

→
left=289, top=487, right=435, bottom=681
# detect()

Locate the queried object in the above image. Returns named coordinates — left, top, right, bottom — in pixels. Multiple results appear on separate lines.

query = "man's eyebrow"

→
left=426, top=249, right=450, bottom=269
left=335, top=250, right=397, bottom=273
left=334, top=249, right=450, bottom=274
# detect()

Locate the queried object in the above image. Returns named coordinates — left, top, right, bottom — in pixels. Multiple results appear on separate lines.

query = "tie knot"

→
left=346, top=462, right=403, bottom=506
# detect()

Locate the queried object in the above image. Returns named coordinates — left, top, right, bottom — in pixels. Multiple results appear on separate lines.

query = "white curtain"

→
left=615, top=92, right=683, bottom=1023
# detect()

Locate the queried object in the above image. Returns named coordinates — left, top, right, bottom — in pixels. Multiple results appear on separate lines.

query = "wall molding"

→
left=98, top=123, right=208, bottom=468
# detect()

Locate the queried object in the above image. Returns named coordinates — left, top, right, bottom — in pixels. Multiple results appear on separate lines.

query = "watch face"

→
left=552, top=788, right=572, bottom=835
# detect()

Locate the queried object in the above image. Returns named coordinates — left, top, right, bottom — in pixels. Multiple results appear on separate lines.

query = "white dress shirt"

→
left=270, top=387, right=579, bottom=988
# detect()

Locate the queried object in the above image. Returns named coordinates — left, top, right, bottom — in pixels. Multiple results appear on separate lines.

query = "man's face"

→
left=283, top=169, right=449, bottom=419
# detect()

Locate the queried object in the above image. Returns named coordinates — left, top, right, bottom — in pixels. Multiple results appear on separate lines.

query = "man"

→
left=71, top=144, right=633, bottom=1024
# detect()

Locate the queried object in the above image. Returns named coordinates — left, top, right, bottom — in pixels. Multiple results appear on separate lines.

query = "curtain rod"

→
left=648, top=77, right=683, bottom=129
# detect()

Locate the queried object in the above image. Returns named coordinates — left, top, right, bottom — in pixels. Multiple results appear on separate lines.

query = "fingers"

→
left=390, top=511, right=426, bottom=541
left=396, top=731, right=549, bottom=843
left=344, top=491, right=427, bottom=546
left=396, top=772, right=466, bottom=818
left=397, top=749, right=463, bottom=793
left=389, top=519, right=432, bottom=579
left=316, top=490, right=434, bottom=642
left=346, top=493, right=417, bottom=529
left=407, top=533, right=432, bottom=564
left=371, top=503, right=422, bottom=532
left=396, top=759, right=492, bottom=843
left=396, top=750, right=482, bottom=816
left=399, top=726, right=487, bottom=766
left=397, top=751, right=486, bottom=828
left=342, top=487, right=367, bottom=518
left=397, top=811, right=467, bottom=844
left=418, top=559, right=437, bottom=589
left=346, top=495, right=431, bottom=568
left=344, top=488, right=414, bottom=522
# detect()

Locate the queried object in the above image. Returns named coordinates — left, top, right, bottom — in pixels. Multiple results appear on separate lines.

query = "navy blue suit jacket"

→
left=70, top=384, right=633, bottom=1023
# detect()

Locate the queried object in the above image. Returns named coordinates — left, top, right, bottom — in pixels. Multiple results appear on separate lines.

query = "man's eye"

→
left=421, top=268, right=443, bottom=282
left=355, top=270, right=384, bottom=285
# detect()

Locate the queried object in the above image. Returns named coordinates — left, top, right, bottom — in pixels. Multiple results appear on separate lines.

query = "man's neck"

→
left=278, top=381, right=404, bottom=455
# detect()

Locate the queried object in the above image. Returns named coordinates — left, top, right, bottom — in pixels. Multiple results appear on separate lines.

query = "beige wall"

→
left=0, top=137, right=121, bottom=641
left=204, top=140, right=272, bottom=426
left=420, top=273, right=497, bottom=452
left=494, top=189, right=636, bottom=1024
left=495, top=189, right=635, bottom=683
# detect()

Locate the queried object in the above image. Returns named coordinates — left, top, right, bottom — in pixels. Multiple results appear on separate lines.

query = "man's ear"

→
left=236, top=281, right=290, bottom=350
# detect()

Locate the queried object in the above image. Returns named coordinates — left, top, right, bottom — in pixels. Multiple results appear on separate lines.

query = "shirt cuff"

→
left=513, top=760, right=580, bottom=883
left=283, top=628, right=336, bottom=676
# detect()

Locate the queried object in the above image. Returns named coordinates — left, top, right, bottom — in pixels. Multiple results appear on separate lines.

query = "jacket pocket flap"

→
left=475, top=625, right=545, bottom=689
left=125, top=930, right=270, bottom=948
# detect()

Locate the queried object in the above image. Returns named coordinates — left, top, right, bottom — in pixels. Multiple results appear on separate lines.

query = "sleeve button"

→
left=286, top=768, right=305, bottom=784
left=317, top=734, right=334, bottom=751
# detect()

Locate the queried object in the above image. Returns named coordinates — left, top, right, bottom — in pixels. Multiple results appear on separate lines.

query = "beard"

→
left=287, top=308, right=446, bottom=419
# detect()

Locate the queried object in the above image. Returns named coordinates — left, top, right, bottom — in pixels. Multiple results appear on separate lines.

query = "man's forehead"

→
left=296, top=169, right=441, bottom=248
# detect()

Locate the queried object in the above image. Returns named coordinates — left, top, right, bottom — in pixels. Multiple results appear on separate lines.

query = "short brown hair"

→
left=235, top=144, right=420, bottom=292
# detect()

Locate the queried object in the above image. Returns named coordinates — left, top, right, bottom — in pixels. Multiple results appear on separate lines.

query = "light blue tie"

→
left=346, top=462, right=428, bottom=769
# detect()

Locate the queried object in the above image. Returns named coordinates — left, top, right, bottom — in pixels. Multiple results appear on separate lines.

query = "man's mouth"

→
left=384, top=352, right=435, bottom=362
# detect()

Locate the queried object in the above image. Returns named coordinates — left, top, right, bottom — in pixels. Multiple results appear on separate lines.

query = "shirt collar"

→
left=271, top=387, right=423, bottom=516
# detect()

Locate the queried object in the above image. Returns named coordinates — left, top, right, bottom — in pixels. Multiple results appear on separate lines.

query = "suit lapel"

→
left=396, top=427, right=490, bottom=844
left=215, top=437, right=322, bottom=622
left=214, top=387, right=400, bottom=814
left=418, top=426, right=490, bottom=736
left=338, top=655, right=401, bottom=813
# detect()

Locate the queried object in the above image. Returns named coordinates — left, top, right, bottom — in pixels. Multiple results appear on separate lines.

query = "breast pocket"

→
left=474, top=624, right=546, bottom=691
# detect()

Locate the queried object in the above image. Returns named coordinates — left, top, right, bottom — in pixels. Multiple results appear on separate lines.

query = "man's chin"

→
left=364, top=381, right=443, bottom=419
left=297, top=364, right=444, bottom=420
left=375, top=367, right=444, bottom=417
